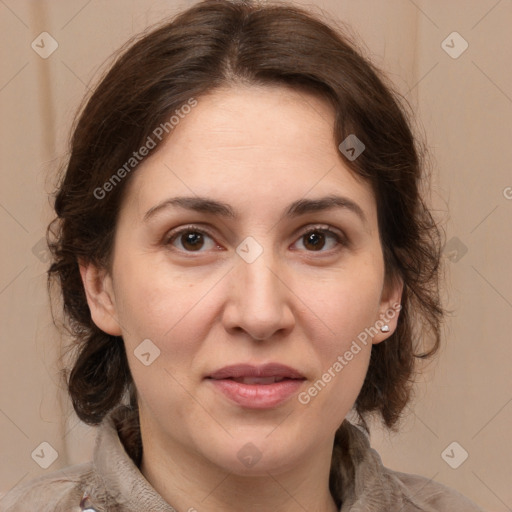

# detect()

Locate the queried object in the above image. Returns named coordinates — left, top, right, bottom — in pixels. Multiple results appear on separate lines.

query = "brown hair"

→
left=48, top=0, right=444, bottom=443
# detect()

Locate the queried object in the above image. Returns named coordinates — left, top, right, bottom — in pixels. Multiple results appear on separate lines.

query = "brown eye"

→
left=180, top=231, right=205, bottom=251
left=303, top=231, right=327, bottom=251
left=165, top=227, right=216, bottom=252
left=294, top=228, right=345, bottom=252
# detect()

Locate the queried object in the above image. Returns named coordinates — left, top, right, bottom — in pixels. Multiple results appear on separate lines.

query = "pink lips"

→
left=206, top=363, right=305, bottom=409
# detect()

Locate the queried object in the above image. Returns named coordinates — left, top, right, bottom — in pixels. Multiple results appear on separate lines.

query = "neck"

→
left=139, top=424, right=340, bottom=512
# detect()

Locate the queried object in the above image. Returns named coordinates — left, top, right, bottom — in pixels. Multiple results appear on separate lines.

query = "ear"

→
left=372, top=273, right=403, bottom=345
left=78, top=259, right=122, bottom=336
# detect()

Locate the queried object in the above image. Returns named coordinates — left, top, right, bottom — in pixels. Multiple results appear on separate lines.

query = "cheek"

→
left=299, top=289, right=376, bottom=425
left=113, top=251, right=207, bottom=342
left=303, top=266, right=383, bottom=350
left=114, top=263, right=210, bottom=418
left=295, top=262, right=383, bottom=415
left=110, top=264, right=215, bottom=414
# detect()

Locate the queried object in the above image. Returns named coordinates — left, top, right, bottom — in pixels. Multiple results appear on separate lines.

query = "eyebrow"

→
left=143, top=194, right=368, bottom=226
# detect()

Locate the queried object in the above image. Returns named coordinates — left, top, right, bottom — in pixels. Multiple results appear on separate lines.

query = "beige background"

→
left=1, top=0, right=511, bottom=509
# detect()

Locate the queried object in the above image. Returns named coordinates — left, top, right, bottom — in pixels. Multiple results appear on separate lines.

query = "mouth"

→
left=206, top=363, right=306, bottom=409
left=227, top=376, right=293, bottom=384
left=207, top=362, right=305, bottom=380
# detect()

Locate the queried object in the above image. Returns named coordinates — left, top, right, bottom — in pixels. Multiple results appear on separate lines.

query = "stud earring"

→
left=380, top=325, right=390, bottom=333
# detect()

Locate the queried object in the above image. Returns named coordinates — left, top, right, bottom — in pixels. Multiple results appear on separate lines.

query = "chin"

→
left=200, top=435, right=308, bottom=477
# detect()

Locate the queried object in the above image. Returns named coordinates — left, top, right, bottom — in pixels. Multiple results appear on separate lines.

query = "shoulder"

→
left=0, top=462, right=96, bottom=512
left=334, top=421, right=485, bottom=512
left=386, top=468, right=485, bottom=512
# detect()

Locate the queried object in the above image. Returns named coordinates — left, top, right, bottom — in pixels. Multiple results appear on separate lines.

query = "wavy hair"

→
left=47, top=0, right=444, bottom=452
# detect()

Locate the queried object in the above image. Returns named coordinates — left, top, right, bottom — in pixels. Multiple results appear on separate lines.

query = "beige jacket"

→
left=1, top=405, right=484, bottom=511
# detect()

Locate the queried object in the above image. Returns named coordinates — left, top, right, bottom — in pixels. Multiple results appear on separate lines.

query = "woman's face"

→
left=82, top=85, right=402, bottom=475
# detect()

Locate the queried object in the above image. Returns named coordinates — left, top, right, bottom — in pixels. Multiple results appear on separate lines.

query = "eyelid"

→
left=163, top=223, right=349, bottom=253
left=290, top=224, right=349, bottom=251
left=163, top=224, right=219, bottom=247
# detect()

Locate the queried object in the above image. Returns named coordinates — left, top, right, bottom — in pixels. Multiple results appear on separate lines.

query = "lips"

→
left=207, top=363, right=305, bottom=381
left=231, top=376, right=287, bottom=384
left=206, top=363, right=306, bottom=409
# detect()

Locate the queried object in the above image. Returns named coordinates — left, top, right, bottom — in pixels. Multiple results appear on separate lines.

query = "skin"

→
left=80, top=85, right=402, bottom=512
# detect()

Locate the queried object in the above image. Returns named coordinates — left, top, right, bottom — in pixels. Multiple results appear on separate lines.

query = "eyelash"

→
left=163, top=224, right=348, bottom=255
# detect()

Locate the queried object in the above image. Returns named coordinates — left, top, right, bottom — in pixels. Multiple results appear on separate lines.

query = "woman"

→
left=0, top=0, right=484, bottom=510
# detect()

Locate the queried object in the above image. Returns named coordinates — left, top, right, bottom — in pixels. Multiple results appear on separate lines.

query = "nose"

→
left=221, top=251, right=295, bottom=341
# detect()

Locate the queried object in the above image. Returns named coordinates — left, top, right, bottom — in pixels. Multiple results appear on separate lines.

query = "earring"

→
left=380, top=325, right=390, bottom=333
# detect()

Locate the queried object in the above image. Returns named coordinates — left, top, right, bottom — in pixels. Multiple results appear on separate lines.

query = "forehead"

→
left=121, top=85, right=377, bottom=227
